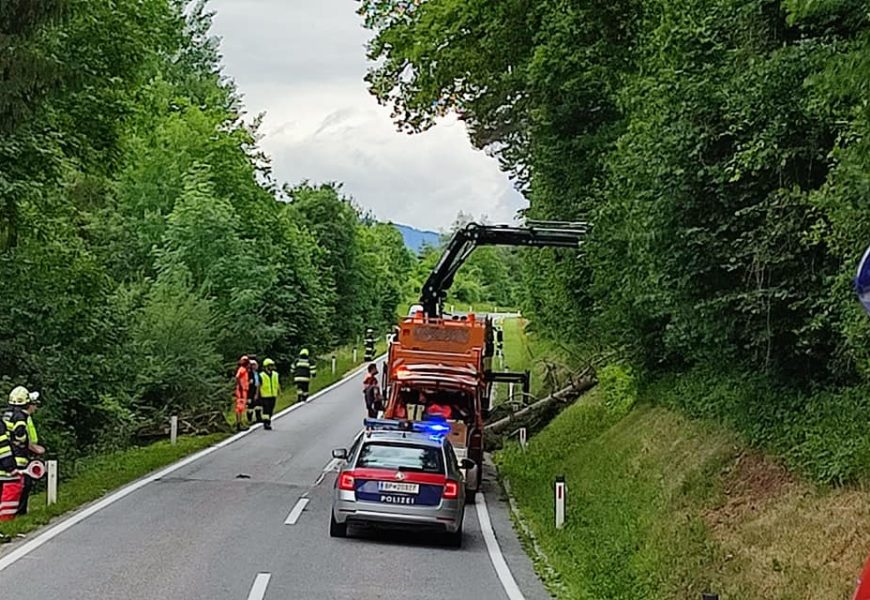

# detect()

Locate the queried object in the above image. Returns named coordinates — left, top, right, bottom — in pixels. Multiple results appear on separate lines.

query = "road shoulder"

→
left=481, top=458, right=552, bottom=600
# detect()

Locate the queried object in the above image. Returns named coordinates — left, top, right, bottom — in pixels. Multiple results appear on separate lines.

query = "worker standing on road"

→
left=364, top=328, right=376, bottom=362
left=0, top=390, right=21, bottom=523
left=0, top=387, right=43, bottom=521
left=18, top=390, right=42, bottom=515
left=363, top=363, right=382, bottom=418
left=294, top=348, right=313, bottom=403
left=259, top=358, right=280, bottom=430
left=247, top=359, right=262, bottom=425
left=234, top=356, right=250, bottom=432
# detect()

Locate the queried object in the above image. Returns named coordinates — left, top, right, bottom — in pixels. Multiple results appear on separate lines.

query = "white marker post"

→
left=519, top=427, right=527, bottom=450
left=508, top=382, right=515, bottom=403
left=331, top=355, right=337, bottom=375
left=353, top=347, right=358, bottom=363
left=554, top=475, right=566, bottom=530
left=46, top=460, right=58, bottom=506
left=170, top=415, right=178, bottom=446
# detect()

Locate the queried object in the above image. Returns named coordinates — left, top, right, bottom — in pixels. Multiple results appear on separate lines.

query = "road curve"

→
left=0, top=366, right=550, bottom=600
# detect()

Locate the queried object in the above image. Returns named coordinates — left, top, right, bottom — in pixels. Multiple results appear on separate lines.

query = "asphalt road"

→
left=0, top=366, right=551, bottom=600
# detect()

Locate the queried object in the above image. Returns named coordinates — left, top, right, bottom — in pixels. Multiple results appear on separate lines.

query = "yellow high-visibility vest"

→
left=26, top=416, right=37, bottom=444
left=260, top=371, right=280, bottom=398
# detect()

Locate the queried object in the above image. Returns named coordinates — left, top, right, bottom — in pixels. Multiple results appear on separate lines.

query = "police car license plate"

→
left=378, top=481, right=419, bottom=494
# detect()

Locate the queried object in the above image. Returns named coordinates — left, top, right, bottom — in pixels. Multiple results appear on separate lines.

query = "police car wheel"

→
left=329, top=512, right=347, bottom=538
left=445, top=527, right=463, bottom=548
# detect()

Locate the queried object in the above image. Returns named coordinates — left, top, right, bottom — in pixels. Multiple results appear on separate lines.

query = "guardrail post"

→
left=519, top=427, right=527, bottom=449
left=170, top=415, right=178, bottom=445
left=554, top=475, right=566, bottom=529
left=331, top=355, right=337, bottom=375
left=47, top=460, right=58, bottom=506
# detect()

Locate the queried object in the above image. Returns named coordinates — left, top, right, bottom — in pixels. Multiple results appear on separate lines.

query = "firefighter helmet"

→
left=8, top=386, right=30, bottom=406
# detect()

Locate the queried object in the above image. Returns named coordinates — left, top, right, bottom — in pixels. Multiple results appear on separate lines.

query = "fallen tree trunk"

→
left=486, top=374, right=597, bottom=434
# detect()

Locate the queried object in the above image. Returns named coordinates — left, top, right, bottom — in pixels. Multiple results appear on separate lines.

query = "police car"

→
left=329, top=419, right=474, bottom=547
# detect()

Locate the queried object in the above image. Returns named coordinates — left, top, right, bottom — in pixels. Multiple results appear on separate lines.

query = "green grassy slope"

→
left=497, top=379, right=869, bottom=600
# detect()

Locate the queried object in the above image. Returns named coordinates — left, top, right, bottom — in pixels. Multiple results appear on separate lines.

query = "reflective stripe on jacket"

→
left=0, top=421, right=15, bottom=476
left=2, top=407, right=30, bottom=468
left=261, top=371, right=280, bottom=397
left=294, top=359, right=311, bottom=383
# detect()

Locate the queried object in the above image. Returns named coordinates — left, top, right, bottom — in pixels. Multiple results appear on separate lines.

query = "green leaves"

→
left=1, top=0, right=413, bottom=466
left=362, top=0, right=870, bottom=482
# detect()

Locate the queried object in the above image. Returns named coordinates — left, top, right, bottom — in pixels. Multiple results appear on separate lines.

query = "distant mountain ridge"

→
left=393, top=223, right=442, bottom=253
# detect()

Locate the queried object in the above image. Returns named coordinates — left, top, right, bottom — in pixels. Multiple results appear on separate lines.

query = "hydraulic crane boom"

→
left=419, top=221, right=588, bottom=317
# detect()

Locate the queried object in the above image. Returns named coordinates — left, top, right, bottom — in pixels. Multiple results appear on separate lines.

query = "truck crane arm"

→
left=419, top=221, right=588, bottom=317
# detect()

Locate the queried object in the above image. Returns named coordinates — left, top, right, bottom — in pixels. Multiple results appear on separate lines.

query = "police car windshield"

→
left=357, top=442, right=444, bottom=474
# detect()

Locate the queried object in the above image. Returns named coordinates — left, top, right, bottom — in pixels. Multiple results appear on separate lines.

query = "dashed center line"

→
left=246, top=573, right=271, bottom=600
left=284, top=498, right=310, bottom=525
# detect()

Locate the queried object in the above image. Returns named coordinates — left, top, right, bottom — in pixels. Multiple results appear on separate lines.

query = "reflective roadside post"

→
left=331, top=355, right=337, bottom=375
left=170, top=415, right=178, bottom=445
left=519, top=427, right=527, bottom=450
left=554, top=475, right=566, bottom=529
left=353, top=347, right=358, bottom=363
left=47, top=460, right=58, bottom=506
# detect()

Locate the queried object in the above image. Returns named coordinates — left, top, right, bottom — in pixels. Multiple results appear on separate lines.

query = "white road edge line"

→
left=246, top=573, right=272, bottom=600
left=476, top=493, right=526, bottom=600
left=313, top=457, right=341, bottom=486
left=283, top=498, right=310, bottom=525
left=0, top=356, right=384, bottom=573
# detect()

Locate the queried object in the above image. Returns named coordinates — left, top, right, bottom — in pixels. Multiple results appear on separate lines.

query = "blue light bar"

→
left=363, top=418, right=451, bottom=436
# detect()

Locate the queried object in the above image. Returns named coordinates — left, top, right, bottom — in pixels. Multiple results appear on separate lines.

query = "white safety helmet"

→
left=8, top=386, right=30, bottom=406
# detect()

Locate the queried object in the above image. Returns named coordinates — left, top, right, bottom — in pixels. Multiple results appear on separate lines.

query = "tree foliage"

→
left=0, top=0, right=411, bottom=461
left=361, top=0, right=870, bottom=479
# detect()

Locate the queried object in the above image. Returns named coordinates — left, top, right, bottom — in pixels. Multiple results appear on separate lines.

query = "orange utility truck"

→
left=383, top=222, right=587, bottom=496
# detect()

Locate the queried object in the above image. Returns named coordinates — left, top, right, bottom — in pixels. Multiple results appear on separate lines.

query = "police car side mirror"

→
left=332, top=448, right=348, bottom=460
left=460, top=458, right=475, bottom=470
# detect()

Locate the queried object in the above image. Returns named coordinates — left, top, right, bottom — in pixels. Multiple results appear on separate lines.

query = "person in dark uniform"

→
left=294, top=349, right=313, bottom=403
left=362, top=363, right=382, bottom=418
left=364, top=328, right=376, bottom=362
left=246, top=359, right=261, bottom=424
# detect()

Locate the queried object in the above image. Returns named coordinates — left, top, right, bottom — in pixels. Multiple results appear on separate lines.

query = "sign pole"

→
left=47, top=460, right=58, bottom=506
left=554, top=475, right=566, bottom=529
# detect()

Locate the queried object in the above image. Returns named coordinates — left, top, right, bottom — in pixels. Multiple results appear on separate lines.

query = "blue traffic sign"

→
left=854, top=244, right=870, bottom=316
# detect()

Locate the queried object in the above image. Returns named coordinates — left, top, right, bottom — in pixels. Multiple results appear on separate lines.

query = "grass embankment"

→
left=1, top=339, right=383, bottom=542
left=493, top=317, right=574, bottom=405
left=496, top=327, right=869, bottom=599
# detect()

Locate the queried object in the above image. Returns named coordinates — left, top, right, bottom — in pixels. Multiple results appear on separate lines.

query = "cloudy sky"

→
left=209, top=0, right=526, bottom=232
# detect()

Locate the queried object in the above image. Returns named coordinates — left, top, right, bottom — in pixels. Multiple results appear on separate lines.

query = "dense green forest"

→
left=0, top=1, right=412, bottom=463
left=361, top=0, right=870, bottom=483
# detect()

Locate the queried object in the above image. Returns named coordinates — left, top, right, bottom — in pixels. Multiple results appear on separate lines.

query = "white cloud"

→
left=209, top=0, right=526, bottom=230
